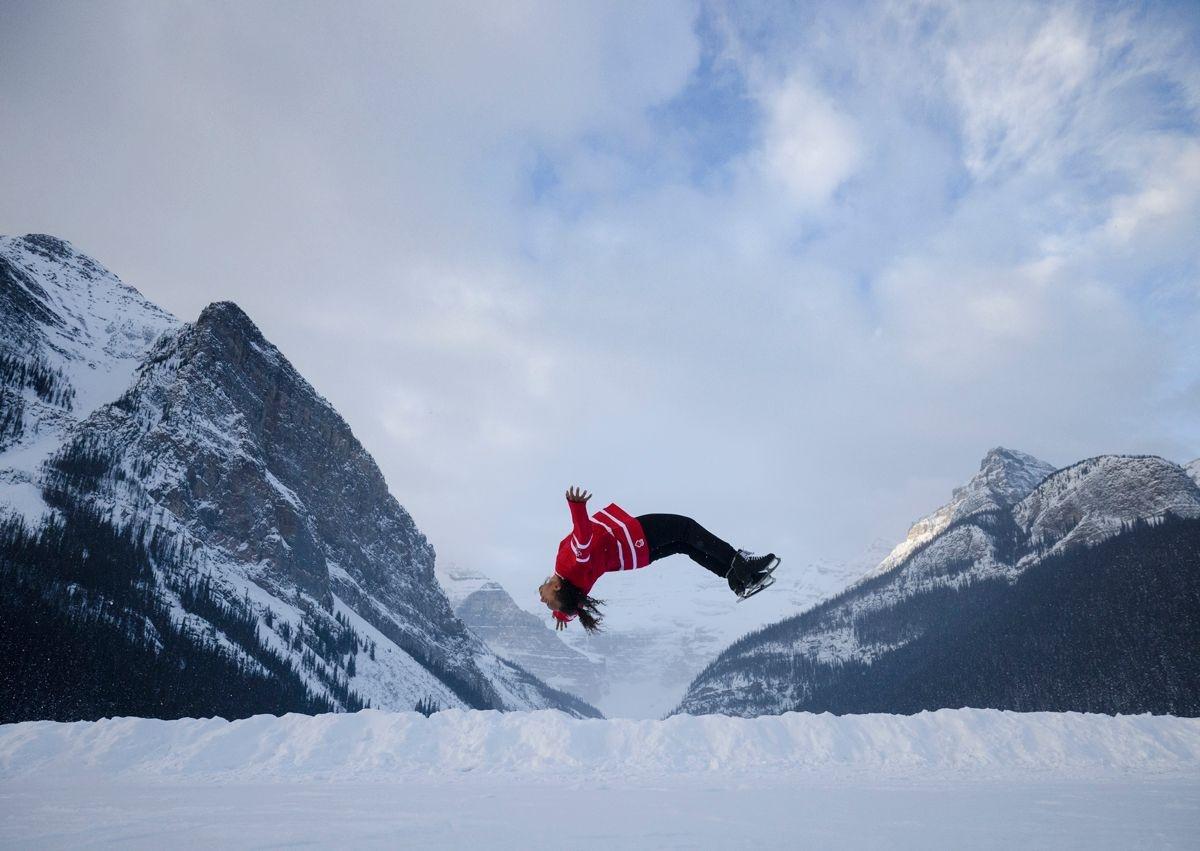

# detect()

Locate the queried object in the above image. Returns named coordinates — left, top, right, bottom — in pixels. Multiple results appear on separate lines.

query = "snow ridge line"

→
left=2, top=708, right=1198, bottom=781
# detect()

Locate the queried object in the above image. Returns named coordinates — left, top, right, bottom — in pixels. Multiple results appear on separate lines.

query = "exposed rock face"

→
left=50, top=301, right=479, bottom=701
left=438, top=563, right=606, bottom=704
left=1, top=235, right=600, bottom=720
left=675, top=449, right=1200, bottom=718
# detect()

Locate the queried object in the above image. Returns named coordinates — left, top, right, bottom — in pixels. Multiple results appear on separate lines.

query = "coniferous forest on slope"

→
left=0, top=506, right=363, bottom=723
left=685, top=514, right=1200, bottom=717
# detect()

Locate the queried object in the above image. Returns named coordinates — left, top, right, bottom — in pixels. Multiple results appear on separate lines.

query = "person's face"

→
left=538, top=575, right=562, bottom=611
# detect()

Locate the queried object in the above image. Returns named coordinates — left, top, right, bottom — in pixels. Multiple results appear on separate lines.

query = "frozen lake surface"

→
left=2, top=708, right=1197, bottom=848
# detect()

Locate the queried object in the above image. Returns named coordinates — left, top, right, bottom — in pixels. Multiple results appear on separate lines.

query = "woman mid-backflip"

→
left=538, top=486, right=780, bottom=632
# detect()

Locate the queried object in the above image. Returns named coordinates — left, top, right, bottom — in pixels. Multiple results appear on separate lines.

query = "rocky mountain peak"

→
left=196, top=300, right=260, bottom=338
left=20, top=233, right=75, bottom=260
left=189, top=300, right=285, bottom=372
left=952, top=447, right=1057, bottom=512
left=436, top=562, right=501, bottom=610
left=7, top=234, right=152, bottom=307
left=863, top=446, right=1055, bottom=582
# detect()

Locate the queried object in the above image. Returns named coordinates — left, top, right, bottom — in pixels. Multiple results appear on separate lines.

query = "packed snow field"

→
left=2, top=709, right=1198, bottom=848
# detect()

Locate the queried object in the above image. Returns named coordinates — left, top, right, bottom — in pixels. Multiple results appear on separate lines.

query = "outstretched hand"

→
left=565, top=486, right=591, bottom=503
left=554, top=618, right=567, bottom=631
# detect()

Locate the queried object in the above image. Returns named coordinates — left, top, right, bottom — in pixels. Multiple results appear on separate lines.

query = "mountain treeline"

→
left=0, top=506, right=363, bottom=723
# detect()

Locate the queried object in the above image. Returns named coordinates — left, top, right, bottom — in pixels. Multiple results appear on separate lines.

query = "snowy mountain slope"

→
left=1014, top=454, right=1200, bottom=559
left=861, top=447, right=1056, bottom=582
left=0, top=236, right=599, bottom=721
left=1181, top=456, right=1198, bottom=488
left=437, top=563, right=606, bottom=704
left=0, top=234, right=177, bottom=525
left=2, top=709, right=1197, bottom=849
left=676, top=449, right=1200, bottom=717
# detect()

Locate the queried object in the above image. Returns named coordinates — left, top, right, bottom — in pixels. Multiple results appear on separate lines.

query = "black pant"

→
left=636, top=514, right=738, bottom=578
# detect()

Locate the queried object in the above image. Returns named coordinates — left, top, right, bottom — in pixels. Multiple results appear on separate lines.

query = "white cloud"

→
left=944, top=6, right=1097, bottom=179
left=756, top=74, right=863, bottom=206
left=1102, top=140, right=1200, bottom=246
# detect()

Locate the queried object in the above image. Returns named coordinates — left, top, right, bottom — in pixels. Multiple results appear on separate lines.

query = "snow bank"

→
left=3, top=710, right=1198, bottom=849
left=2, top=708, right=1198, bottom=782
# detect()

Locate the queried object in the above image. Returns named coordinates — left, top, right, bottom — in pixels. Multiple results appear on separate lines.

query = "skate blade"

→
left=737, top=575, right=776, bottom=601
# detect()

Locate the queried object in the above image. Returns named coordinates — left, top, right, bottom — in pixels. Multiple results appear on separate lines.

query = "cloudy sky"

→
left=3, top=0, right=1198, bottom=602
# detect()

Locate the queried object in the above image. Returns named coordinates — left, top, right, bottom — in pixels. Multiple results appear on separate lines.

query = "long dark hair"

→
left=557, top=578, right=605, bottom=634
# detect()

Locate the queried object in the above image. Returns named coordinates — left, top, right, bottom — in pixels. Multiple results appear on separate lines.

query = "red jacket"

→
left=553, top=498, right=649, bottom=623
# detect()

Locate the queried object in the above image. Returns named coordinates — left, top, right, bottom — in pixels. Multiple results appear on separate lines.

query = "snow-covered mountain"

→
left=861, top=447, right=1056, bottom=581
left=676, top=447, right=1200, bottom=717
left=0, top=234, right=599, bottom=721
left=0, top=234, right=178, bottom=524
left=437, top=562, right=606, bottom=704
left=1185, top=457, right=1199, bottom=488
left=1014, top=455, right=1200, bottom=557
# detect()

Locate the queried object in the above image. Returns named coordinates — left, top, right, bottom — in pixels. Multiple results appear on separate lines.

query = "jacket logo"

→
left=635, top=538, right=645, bottom=547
